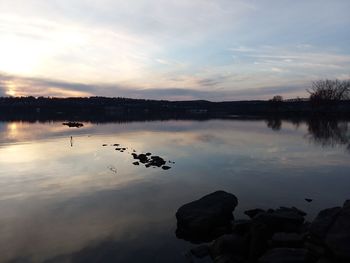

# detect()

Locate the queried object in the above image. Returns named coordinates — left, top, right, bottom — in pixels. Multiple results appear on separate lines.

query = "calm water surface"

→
left=0, top=119, right=349, bottom=262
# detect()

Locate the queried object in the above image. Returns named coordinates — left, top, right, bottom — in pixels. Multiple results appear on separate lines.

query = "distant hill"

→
left=1, top=96, right=350, bottom=122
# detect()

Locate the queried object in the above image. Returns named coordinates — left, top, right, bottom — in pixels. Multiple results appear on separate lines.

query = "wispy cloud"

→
left=0, top=72, right=312, bottom=101
left=0, top=0, right=349, bottom=99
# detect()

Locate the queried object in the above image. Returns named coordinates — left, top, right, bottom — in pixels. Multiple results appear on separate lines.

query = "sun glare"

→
left=5, top=82, right=17, bottom=97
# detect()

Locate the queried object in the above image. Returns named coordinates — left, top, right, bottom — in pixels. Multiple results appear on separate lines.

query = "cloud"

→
left=0, top=72, right=312, bottom=101
left=0, top=1, right=349, bottom=99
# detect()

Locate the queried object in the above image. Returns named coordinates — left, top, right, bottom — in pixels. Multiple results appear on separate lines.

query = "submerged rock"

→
left=176, top=191, right=238, bottom=243
left=162, top=165, right=171, bottom=170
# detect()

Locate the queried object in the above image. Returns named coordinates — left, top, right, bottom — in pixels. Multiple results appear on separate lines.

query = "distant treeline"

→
left=1, top=96, right=350, bottom=122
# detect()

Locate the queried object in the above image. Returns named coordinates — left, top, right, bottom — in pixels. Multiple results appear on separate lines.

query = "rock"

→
left=213, top=254, right=243, bottom=263
left=191, top=245, right=210, bottom=258
left=102, top=144, right=107, bottom=146
left=305, top=199, right=313, bottom=203
left=113, top=144, right=120, bottom=146
left=325, top=200, right=350, bottom=260
left=309, top=207, right=341, bottom=240
left=138, top=154, right=149, bottom=163
left=149, top=156, right=166, bottom=167
left=259, top=248, right=308, bottom=263
left=232, top=220, right=251, bottom=235
left=245, top=209, right=265, bottom=219
left=317, top=257, right=334, bottom=263
left=248, top=222, right=270, bottom=261
left=304, top=241, right=327, bottom=259
left=271, top=232, right=304, bottom=248
left=62, top=122, right=84, bottom=128
left=132, top=161, right=139, bottom=165
left=210, top=234, right=247, bottom=259
left=146, top=152, right=152, bottom=156
left=253, top=207, right=305, bottom=233
left=162, top=165, right=171, bottom=170
left=176, top=191, right=238, bottom=243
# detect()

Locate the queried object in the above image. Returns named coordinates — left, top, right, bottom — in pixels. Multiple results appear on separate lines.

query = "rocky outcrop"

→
left=325, top=201, right=350, bottom=260
left=176, top=191, right=238, bottom=243
left=178, top=191, right=350, bottom=263
left=259, top=248, right=308, bottom=263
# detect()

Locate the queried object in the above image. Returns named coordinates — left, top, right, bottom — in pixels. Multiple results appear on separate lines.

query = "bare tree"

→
left=270, top=95, right=283, bottom=102
left=307, top=79, right=350, bottom=105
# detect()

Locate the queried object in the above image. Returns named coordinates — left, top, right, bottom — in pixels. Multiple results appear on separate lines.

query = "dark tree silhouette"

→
left=307, top=79, right=350, bottom=107
left=270, top=95, right=283, bottom=102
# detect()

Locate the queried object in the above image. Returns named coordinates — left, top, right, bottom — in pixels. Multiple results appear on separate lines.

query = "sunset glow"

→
left=0, top=1, right=349, bottom=100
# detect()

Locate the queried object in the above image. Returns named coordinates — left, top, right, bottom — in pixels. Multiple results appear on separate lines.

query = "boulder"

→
left=325, top=200, right=350, bottom=260
left=245, top=209, right=265, bottom=219
left=309, top=207, right=341, bottom=240
left=253, top=207, right=305, bottom=233
left=232, top=220, right=251, bottom=235
left=191, top=245, right=210, bottom=258
left=210, top=234, right=247, bottom=259
left=176, top=191, right=238, bottom=243
left=259, top=248, right=308, bottom=263
left=271, top=232, right=304, bottom=248
left=248, top=222, right=271, bottom=261
left=149, top=156, right=166, bottom=167
left=213, top=254, right=243, bottom=263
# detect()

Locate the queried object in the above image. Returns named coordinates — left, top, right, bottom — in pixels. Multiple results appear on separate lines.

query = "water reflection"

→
left=306, top=118, right=350, bottom=151
left=0, top=118, right=350, bottom=262
left=264, top=117, right=350, bottom=152
left=265, top=118, right=282, bottom=131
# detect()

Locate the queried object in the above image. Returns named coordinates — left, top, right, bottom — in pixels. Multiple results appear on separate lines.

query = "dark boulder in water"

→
left=149, top=156, right=166, bottom=167
left=309, top=206, right=341, bottom=240
left=176, top=191, right=238, bottom=243
left=162, top=165, right=171, bottom=170
left=62, top=122, right=84, bottom=128
left=245, top=208, right=265, bottom=219
left=252, top=207, right=306, bottom=233
left=324, top=200, right=350, bottom=261
left=259, top=248, right=308, bottom=263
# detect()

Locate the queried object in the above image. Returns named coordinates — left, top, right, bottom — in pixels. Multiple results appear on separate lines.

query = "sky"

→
left=0, top=0, right=349, bottom=101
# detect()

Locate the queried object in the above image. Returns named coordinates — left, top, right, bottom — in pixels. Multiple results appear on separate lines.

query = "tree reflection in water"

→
left=265, top=117, right=350, bottom=152
left=306, top=118, right=350, bottom=151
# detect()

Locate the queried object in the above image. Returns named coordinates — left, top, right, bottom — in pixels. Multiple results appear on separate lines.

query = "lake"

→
left=0, top=118, right=349, bottom=262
